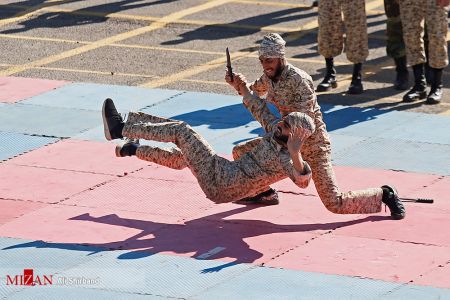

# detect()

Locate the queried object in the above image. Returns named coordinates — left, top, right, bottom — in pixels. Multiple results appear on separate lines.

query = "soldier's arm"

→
left=283, top=127, right=312, bottom=188
left=248, top=74, right=269, bottom=97
left=279, top=151, right=312, bottom=189
left=238, top=81, right=279, bottom=133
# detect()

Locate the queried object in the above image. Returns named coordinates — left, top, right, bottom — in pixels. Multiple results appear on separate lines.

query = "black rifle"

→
left=400, top=197, right=434, bottom=203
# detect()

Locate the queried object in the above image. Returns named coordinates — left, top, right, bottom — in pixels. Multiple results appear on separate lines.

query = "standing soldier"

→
left=316, top=0, right=368, bottom=94
left=399, top=0, right=449, bottom=104
left=226, top=33, right=405, bottom=219
left=384, top=0, right=409, bottom=90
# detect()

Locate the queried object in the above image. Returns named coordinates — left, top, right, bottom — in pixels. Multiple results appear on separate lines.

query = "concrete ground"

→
left=0, top=0, right=450, bottom=299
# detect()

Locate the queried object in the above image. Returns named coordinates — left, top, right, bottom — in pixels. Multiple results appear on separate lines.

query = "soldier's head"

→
left=274, top=112, right=315, bottom=145
left=258, top=33, right=286, bottom=81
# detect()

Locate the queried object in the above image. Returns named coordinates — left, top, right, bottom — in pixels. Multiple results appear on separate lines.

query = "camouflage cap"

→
left=258, top=33, right=286, bottom=58
left=284, top=112, right=315, bottom=137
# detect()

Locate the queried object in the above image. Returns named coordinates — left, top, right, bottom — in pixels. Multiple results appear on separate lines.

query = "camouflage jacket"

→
left=248, top=63, right=330, bottom=150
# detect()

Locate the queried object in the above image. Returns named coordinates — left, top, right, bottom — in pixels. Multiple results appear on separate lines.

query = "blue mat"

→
left=21, top=83, right=183, bottom=112
left=0, top=103, right=100, bottom=138
left=0, top=131, right=59, bottom=161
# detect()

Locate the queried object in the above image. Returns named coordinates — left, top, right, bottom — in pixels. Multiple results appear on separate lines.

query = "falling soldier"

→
left=102, top=98, right=315, bottom=204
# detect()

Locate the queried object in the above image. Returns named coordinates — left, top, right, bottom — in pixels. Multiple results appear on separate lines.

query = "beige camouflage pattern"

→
left=318, top=0, right=368, bottom=63
left=242, top=63, right=383, bottom=214
left=126, top=112, right=187, bottom=170
left=258, top=33, right=286, bottom=58
left=122, top=111, right=312, bottom=204
left=399, top=0, right=449, bottom=69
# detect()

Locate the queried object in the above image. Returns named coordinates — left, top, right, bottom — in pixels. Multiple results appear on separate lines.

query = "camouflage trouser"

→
left=233, top=136, right=383, bottom=214
left=318, top=0, right=368, bottom=63
left=384, top=0, right=406, bottom=59
left=123, top=112, right=269, bottom=203
left=399, top=0, right=449, bottom=68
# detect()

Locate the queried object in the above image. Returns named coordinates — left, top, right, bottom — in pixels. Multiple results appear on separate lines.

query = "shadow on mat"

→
left=3, top=206, right=389, bottom=273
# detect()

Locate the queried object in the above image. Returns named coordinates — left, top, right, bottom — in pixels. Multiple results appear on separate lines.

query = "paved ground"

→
left=1, top=0, right=450, bottom=114
left=0, top=0, right=450, bottom=299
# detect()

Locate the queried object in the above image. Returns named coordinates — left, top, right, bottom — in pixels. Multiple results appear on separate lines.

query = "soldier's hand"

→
left=437, top=0, right=450, bottom=7
left=287, top=127, right=309, bottom=154
left=233, top=73, right=251, bottom=96
left=225, top=70, right=240, bottom=92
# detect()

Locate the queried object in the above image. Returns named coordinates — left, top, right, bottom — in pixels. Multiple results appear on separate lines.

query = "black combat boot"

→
left=115, top=139, right=139, bottom=157
left=402, top=63, right=427, bottom=102
left=102, top=98, right=124, bottom=140
left=316, top=57, right=337, bottom=92
left=426, top=67, right=443, bottom=105
left=393, top=56, right=409, bottom=90
left=381, top=185, right=406, bottom=220
left=347, top=63, right=363, bottom=94
left=234, top=188, right=279, bottom=205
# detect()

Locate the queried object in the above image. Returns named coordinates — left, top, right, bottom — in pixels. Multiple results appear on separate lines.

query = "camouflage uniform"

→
left=235, top=63, right=383, bottom=214
left=318, top=0, right=368, bottom=63
left=122, top=111, right=312, bottom=204
left=384, top=0, right=406, bottom=59
left=399, top=0, right=449, bottom=69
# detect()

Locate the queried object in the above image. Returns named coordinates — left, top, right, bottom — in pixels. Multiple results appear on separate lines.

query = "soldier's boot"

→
left=381, top=185, right=406, bottom=220
left=347, top=63, right=364, bottom=94
left=102, top=98, right=124, bottom=140
left=234, top=188, right=279, bottom=205
left=394, top=56, right=409, bottom=90
left=116, top=139, right=140, bottom=157
left=402, top=63, right=427, bottom=102
left=316, top=57, right=337, bottom=92
left=426, top=67, right=444, bottom=105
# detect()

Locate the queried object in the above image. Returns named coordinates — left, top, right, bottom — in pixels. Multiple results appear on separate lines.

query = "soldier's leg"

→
left=425, top=1, right=448, bottom=69
left=305, top=147, right=383, bottom=214
left=424, top=0, right=448, bottom=104
left=302, top=138, right=405, bottom=219
left=123, top=112, right=215, bottom=174
left=399, top=0, right=426, bottom=66
left=384, top=0, right=406, bottom=58
left=342, top=0, right=368, bottom=94
left=136, top=146, right=187, bottom=170
left=317, top=0, right=343, bottom=92
left=115, top=138, right=187, bottom=170
left=122, top=111, right=225, bottom=199
left=384, top=0, right=409, bottom=90
left=342, top=0, right=368, bottom=64
left=399, top=0, right=428, bottom=102
left=318, top=0, right=344, bottom=58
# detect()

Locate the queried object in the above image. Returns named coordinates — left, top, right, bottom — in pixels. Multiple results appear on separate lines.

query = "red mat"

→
left=0, top=164, right=115, bottom=203
left=0, top=199, right=47, bottom=225
left=265, top=234, right=450, bottom=286
left=7, top=139, right=149, bottom=176
left=0, top=76, right=67, bottom=103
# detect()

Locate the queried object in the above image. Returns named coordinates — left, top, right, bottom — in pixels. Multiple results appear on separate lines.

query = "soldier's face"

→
left=259, top=57, right=284, bottom=80
left=274, top=119, right=291, bottom=143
